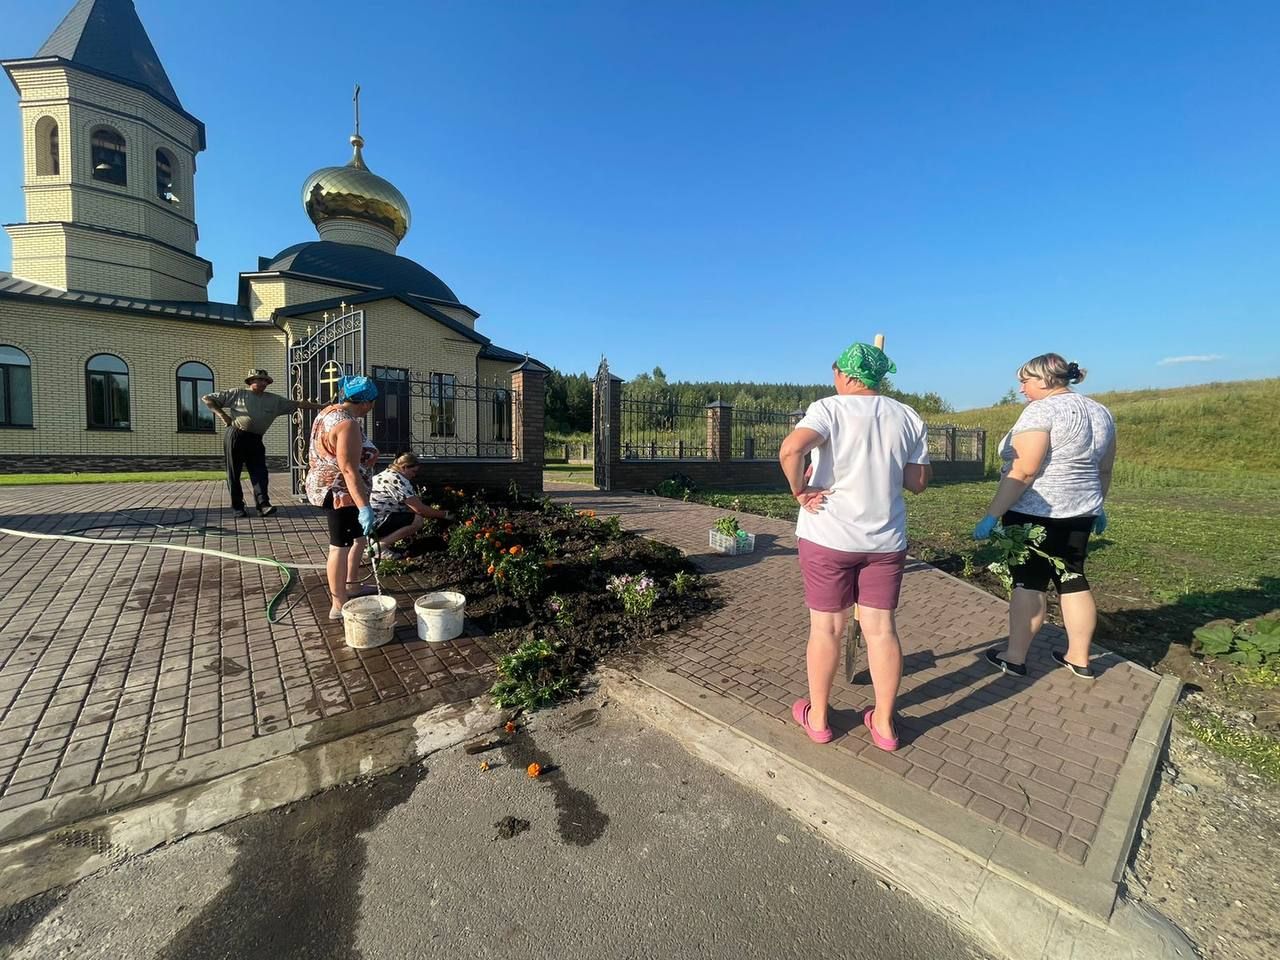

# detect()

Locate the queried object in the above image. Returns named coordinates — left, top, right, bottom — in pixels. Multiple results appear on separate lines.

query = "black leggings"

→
left=1002, top=510, right=1095, bottom=594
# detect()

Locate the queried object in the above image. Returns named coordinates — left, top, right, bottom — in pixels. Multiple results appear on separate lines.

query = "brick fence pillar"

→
left=511, top=360, right=545, bottom=490
left=706, top=400, right=733, bottom=462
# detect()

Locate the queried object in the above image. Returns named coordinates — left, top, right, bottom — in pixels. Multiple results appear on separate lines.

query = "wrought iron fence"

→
left=619, top=395, right=708, bottom=460
left=731, top=408, right=794, bottom=460
left=925, top=425, right=986, bottom=462
left=399, top=376, right=520, bottom=459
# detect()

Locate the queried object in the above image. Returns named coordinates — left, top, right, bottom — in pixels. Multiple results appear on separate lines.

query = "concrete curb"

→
left=0, top=679, right=491, bottom=847
left=603, top=667, right=1198, bottom=960
left=0, top=696, right=502, bottom=909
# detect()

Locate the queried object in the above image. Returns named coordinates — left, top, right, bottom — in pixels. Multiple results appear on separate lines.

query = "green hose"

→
left=0, top=527, right=321, bottom=624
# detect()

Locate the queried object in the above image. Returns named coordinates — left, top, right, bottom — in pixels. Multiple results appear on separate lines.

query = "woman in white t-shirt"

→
left=973, top=353, right=1116, bottom=680
left=368, top=453, right=450, bottom=558
left=779, top=343, right=932, bottom=752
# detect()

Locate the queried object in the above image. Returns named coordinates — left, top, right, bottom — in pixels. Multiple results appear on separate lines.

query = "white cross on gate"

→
left=320, top=361, right=343, bottom=399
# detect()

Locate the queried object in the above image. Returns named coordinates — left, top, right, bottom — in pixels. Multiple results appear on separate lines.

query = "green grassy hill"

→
left=943, top=378, right=1280, bottom=478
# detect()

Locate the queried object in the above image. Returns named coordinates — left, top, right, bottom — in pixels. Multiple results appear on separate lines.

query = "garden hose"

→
left=0, top=526, right=324, bottom=624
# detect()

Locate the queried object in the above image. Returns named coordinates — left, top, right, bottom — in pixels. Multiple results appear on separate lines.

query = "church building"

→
left=0, top=0, right=544, bottom=490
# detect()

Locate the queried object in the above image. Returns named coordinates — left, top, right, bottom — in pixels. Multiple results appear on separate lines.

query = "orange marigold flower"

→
left=527, top=762, right=542, bottom=779
left=464, top=518, right=473, bottom=527
left=503, top=523, right=514, bottom=533
left=504, top=721, right=517, bottom=734
left=487, top=564, right=495, bottom=575
left=509, top=545, right=521, bottom=555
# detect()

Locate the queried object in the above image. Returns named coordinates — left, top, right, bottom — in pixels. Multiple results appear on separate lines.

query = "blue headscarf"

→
left=338, top=375, right=378, bottom=403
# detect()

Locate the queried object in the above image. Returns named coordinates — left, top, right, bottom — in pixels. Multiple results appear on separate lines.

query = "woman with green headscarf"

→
left=778, top=342, right=932, bottom=752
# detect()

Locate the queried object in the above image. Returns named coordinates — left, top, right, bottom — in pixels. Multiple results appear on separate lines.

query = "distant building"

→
left=0, top=0, right=541, bottom=484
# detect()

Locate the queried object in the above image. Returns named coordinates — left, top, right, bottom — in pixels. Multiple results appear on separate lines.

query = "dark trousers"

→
left=224, top=426, right=270, bottom=510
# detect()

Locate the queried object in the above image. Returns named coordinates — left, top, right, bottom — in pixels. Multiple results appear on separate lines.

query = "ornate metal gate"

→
left=286, top=307, right=366, bottom=496
left=593, top=357, right=613, bottom=490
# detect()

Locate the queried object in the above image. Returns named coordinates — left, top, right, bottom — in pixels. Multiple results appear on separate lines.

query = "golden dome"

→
left=302, top=135, right=411, bottom=242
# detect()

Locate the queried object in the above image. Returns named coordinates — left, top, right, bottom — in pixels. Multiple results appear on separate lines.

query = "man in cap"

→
left=203, top=370, right=324, bottom=517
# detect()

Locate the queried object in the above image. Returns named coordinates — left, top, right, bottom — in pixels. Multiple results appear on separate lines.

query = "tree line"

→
left=545, top=365, right=953, bottom=435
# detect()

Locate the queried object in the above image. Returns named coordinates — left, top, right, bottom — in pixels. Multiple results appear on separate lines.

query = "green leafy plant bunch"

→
left=980, top=523, right=1079, bottom=596
left=712, top=515, right=744, bottom=538
left=491, top=636, right=576, bottom=709
left=1193, top=617, right=1280, bottom=667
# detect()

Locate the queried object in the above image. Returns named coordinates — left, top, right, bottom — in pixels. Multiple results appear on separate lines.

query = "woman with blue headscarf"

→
left=305, top=375, right=381, bottom=619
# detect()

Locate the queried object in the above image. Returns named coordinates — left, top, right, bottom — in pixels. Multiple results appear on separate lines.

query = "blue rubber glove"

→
left=358, top=505, right=377, bottom=537
left=973, top=515, right=999, bottom=540
left=1092, top=510, right=1107, bottom=535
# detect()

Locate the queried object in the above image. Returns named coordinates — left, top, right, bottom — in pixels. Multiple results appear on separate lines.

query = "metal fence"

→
left=619, top=395, right=709, bottom=460
left=731, top=408, right=794, bottom=460
left=400, top=376, right=520, bottom=459
left=925, top=425, right=985, bottom=463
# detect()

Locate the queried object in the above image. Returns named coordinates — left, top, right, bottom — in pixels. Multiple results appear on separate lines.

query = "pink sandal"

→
left=863, top=709, right=899, bottom=752
left=792, top=699, right=834, bottom=744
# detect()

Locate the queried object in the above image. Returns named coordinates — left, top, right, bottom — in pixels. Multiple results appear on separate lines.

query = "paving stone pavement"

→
left=547, top=484, right=1161, bottom=867
left=0, top=476, right=1161, bottom=874
left=0, top=478, right=497, bottom=813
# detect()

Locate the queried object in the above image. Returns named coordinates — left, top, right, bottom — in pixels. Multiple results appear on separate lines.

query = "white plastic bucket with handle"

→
left=414, top=592, right=466, bottom=643
left=342, top=595, right=398, bottom=649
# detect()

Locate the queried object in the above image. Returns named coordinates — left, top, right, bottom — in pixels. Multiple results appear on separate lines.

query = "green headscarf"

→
left=836, top=342, right=897, bottom=388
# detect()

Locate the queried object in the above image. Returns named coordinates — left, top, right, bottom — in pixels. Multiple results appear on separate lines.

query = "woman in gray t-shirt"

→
left=972, top=353, right=1117, bottom=680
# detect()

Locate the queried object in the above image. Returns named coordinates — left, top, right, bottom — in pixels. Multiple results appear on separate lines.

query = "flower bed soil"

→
left=372, top=488, right=714, bottom=701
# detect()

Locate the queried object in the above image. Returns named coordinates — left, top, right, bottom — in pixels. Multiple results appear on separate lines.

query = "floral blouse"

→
left=304, top=406, right=379, bottom=509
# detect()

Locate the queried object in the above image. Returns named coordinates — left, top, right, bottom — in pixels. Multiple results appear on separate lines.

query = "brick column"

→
left=511, top=360, right=545, bottom=492
left=706, top=400, right=733, bottom=462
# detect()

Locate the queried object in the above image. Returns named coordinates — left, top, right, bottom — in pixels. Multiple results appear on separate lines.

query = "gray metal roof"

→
left=0, top=272, right=255, bottom=326
left=258, top=241, right=461, bottom=305
left=36, top=0, right=183, bottom=109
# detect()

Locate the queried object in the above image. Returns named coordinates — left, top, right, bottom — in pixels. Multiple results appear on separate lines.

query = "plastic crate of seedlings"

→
left=709, top=516, right=755, bottom=556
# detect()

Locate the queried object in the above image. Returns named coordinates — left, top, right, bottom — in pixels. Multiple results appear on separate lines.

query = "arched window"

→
left=155, top=148, right=177, bottom=202
left=90, top=126, right=127, bottom=186
left=176, top=361, right=214, bottom=432
left=0, top=346, right=33, bottom=428
left=86, top=354, right=130, bottom=429
left=35, top=117, right=59, bottom=176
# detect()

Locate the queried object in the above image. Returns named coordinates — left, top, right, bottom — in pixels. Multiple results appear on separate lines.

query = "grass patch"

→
left=942, top=378, right=1279, bottom=476
left=543, top=464, right=595, bottom=485
left=0, top=471, right=224, bottom=486
left=1178, top=705, right=1280, bottom=782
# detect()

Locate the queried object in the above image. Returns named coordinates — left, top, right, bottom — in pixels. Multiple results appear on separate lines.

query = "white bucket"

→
left=342, top=595, right=398, bottom=649
left=414, top=591, right=466, bottom=644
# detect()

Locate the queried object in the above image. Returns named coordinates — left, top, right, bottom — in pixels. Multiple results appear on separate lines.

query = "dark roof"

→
left=480, top=344, right=548, bottom=371
left=0, top=271, right=255, bottom=326
left=257, top=241, right=461, bottom=305
left=37, top=0, right=182, bottom=108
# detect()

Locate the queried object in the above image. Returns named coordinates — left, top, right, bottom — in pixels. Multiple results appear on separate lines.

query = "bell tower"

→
left=1, top=0, right=211, bottom=301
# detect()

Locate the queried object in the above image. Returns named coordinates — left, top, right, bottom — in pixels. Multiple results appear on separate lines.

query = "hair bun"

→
left=1065, top=361, right=1081, bottom=383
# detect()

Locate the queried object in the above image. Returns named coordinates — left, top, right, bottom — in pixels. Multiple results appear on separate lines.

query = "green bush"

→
left=1192, top=617, right=1280, bottom=666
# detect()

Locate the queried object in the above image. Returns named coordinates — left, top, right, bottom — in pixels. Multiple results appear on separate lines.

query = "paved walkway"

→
left=1, top=477, right=1171, bottom=917
left=0, top=478, right=497, bottom=820
left=546, top=484, right=1169, bottom=902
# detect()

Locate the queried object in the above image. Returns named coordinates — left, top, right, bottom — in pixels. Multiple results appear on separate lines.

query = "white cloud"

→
left=1157, top=354, right=1224, bottom=366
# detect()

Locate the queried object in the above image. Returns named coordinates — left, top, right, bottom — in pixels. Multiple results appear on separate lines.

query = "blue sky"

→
left=2, top=0, right=1277, bottom=409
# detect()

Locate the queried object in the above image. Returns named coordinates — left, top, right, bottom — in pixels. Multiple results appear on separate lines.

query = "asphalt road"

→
left=0, top=693, right=982, bottom=960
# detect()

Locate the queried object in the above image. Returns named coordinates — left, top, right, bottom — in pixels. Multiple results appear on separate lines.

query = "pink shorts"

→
left=797, top=538, right=907, bottom=612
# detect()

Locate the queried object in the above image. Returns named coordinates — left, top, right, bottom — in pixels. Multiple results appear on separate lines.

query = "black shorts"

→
left=1001, top=510, right=1095, bottom=595
left=321, top=491, right=363, bottom=548
left=373, top=511, right=416, bottom=540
